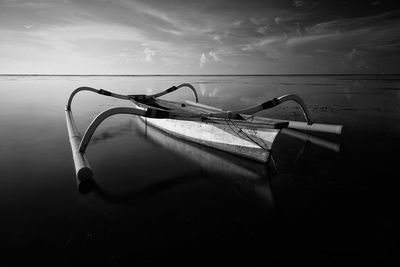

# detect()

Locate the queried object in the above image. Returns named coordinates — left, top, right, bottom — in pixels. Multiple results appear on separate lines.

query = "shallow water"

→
left=0, top=75, right=399, bottom=265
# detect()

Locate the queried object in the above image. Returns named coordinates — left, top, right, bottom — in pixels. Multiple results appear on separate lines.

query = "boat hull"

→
left=139, top=117, right=279, bottom=163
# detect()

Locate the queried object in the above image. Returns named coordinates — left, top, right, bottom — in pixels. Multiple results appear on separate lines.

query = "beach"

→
left=0, top=75, right=398, bottom=265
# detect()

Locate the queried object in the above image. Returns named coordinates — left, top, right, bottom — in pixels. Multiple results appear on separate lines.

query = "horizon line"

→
left=0, top=73, right=398, bottom=76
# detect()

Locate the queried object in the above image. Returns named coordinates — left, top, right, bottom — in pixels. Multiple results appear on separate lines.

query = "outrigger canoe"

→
left=66, top=83, right=342, bottom=181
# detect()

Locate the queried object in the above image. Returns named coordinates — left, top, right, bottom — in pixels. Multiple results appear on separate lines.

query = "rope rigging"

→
left=224, top=118, right=268, bottom=151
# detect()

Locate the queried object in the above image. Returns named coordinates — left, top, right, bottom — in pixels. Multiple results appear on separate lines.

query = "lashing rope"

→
left=224, top=118, right=268, bottom=151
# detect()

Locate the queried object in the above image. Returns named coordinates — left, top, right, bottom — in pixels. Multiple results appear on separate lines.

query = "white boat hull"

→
left=140, top=117, right=279, bottom=163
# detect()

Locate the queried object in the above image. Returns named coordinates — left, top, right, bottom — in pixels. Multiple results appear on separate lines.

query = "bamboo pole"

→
left=281, top=128, right=341, bottom=152
left=185, top=100, right=343, bottom=135
left=288, top=121, right=343, bottom=134
left=65, top=108, right=93, bottom=181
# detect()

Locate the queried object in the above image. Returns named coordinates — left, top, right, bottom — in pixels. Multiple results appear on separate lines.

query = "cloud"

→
left=274, top=17, right=282, bottom=25
left=144, top=47, right=156, bottom=62
left=208, top=51, right=220, bottom=61
left=199, top=53, right=208, bottom=68
left=307, top=10, right=400, bottom=33
left=213, top=35, right=221, bottom=42
left=347, top=48, right=357, bottom=60
left=23, top=24, right=35, bottom=29
left=199, top=51, right=221, bottom=68
left=233, top=20, right=242, bottom=27
left=256, top=25, right=269, bottom=35
left=241, top=37, right=283, bottom=60
left=285, top=33, right=339, bottom=47
left=158, top=27, right=183, bottom=36
left=278, top=9, right=400, bottom=60
left=293, top=1, right=305, bottom=8
left=132, top=1, right=214, bottom=37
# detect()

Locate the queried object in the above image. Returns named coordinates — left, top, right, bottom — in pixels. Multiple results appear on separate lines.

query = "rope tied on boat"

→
left=144, top=108, right=170, bottom=119
left=149, top=83, right=198, bottom=103
left=97, top=89, right=112, bottom=96
left=166, top=86, right=177, bottom=93
left=224, top=118, right=268, bottom=151
left=261, top=98, right=280, bottom=109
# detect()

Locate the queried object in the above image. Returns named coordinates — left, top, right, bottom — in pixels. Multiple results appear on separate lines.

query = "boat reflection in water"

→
left=136, top=116, right=275, bottom=207
left=77, top=116, right=341, bottom=210
left=77, top=116, right=276, bottom=208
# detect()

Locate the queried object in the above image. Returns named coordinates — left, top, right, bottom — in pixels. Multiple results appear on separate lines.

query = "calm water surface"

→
left=0, top=75, right=399, bottom=266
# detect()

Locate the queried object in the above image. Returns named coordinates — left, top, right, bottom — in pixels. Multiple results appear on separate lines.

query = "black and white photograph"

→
left=0, top=0, right=398, bottom=266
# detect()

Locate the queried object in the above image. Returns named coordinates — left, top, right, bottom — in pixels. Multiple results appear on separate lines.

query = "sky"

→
left=0, top=0, right=399, bottom=74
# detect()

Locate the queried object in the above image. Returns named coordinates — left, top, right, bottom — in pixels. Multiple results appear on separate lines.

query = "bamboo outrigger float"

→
left=65, top=83, right=343, bottom=181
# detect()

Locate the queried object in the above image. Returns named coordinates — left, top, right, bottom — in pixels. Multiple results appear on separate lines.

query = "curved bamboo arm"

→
left=65, top=85, right=197, bottom=181
left=66, top=86, right=131, bottom=110
left=78, top=105, right=193, bottom=153
left=277, top=94, right=313, bottom=125
left=78, top=107, right=147, bottom=153
left=67, top=84, right=199, bottom=111
left=234, top=94, right=313, bottom=124
left=66, top=104, right=178, bottom=180
left=148, top=83, right=199, bottom=103
left=209, top=94, right=313, bottom=125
